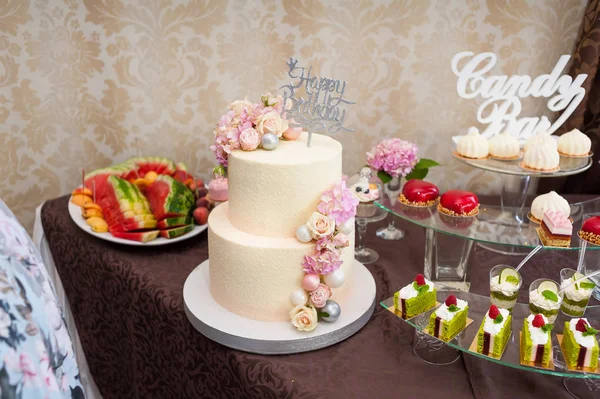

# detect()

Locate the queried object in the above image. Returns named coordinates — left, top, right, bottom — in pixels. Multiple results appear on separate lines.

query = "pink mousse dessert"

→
left=538, top=210, right=572, bottom=247
left=208, top=177, right=228, bottom=202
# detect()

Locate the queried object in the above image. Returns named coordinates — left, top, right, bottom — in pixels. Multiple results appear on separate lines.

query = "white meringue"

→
left=524, top=132, right=558, bottom=151
left=522, top=143, right=560, bottom=171
left=488, top=133, right=520, bottom=159
left=530, top=191, right=570, bottom=221
left=457, top=127, right=489, bottom=159
left=558, top=129, right=591, bottom=156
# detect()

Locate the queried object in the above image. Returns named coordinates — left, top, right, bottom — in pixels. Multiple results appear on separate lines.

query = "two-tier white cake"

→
left=208, top=132, right=355, bottom=322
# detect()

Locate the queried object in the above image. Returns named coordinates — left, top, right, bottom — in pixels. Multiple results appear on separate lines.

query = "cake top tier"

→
left=229, top=132, right=341, bottom=165
left=228, top=132, right=343, bottom=238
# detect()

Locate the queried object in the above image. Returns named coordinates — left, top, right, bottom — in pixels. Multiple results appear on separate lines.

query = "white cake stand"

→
left=183, top=259, right=376, bottom=354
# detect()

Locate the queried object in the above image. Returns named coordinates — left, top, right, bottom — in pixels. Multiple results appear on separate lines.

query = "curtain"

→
left=538, top=0, right=600, bottom=194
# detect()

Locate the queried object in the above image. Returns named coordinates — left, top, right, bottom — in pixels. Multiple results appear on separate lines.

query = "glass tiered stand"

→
left=376, top=152, right=599, bottom=398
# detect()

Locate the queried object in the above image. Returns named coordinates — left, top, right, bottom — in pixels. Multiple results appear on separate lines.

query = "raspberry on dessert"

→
left=445, top=295, right=457, bottom=306
left=438, top=190, right=480, bottom=217
left=488, top=305, right=500, bottom=320
left=578, top=216, right=600, bottom=245
left=576, top=318, right=588, bottom=333
left=532, top=314, right=545, bottom=328
left=415, top=274, right=426, bottom=286
left=399, top=180, right=440, bottom=207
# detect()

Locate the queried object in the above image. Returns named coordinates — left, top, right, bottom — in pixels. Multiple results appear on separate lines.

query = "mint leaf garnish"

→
left=494, top=314, right=504, bottom=324
left=506, top=275, right=519, bottom=285
left=541, top=324, right=553, bottom=333
left=583, top=326, right=599, bottom=337
left=542, top=290, right=558, bottom=302
left=417, top=284, right=429, bottom=294
left=580, top=282, right=596, bottom=290
left=448, top=304, right=459, bottom=312
left=575, top=283, right=579, bottom=290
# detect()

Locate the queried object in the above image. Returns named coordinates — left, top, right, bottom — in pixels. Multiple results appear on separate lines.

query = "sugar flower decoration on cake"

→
left=289, top=305, right=318, bottom=332
left=290, top=179, right=357, bottom=331
left=317, top=180, right=359, bottom=226
left=366, top=138, right=439, bottom=184
left=211, top=92, right=302, bottom=167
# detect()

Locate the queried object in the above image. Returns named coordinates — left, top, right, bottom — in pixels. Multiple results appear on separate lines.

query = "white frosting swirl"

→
left=558, top=128, right=591, bottom=156
left=483, top=308, right=510, bottom=335
left=530, top=191, right=570, bottom=221
left=488, top=133, right=520, bottom=158
left=457, top=127, right=489, bottom=158
left=526, top=314, right=549, bottom=345
left=529, top=289, right=562, bottom=311
left=435, top=299, right=468, bottom=321
left=399, top=277, right=434, bottom=299
left=350, top=182, right=378, bottom=202
left=569, top=318, right=597, bottom=348
left=522, top=143, right=560, bottom=170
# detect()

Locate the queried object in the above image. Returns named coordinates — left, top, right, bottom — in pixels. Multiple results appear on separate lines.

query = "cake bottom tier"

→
left=208, top=203, right=355, bottom=322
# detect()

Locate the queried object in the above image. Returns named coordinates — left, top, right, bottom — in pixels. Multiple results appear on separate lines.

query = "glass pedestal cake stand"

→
left=381, top=291, right=600, bottom=398
left=451, top=152, right=592, bottom=254
left=376, top=196, right=600, bottom=293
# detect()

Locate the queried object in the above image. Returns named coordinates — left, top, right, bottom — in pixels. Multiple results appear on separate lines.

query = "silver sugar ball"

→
left=320, top=299, right=341, bottom=322
left=261, top=133, right=279, bottom=150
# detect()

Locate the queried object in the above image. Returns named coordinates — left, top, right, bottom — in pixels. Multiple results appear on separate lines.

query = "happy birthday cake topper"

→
left=281, top=58, right=355, bottom=147
left=451, top=51, right=588, bottom=142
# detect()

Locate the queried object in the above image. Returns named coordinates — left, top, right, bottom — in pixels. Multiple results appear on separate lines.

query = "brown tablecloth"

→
left=41, top=195, right=597, bottom=399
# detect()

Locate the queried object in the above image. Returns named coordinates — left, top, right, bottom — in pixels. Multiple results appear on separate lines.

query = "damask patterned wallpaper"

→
left=0, top=0, right=587, bottom=231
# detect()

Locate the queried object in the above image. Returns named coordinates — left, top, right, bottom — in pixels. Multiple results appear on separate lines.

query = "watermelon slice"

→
left=111, top=230, right=159, bottom=243
left=145, top=175, right=194, bottom=220
left=108, top=220, right=157, bottom=233
left=157, top=216, right=192, bottom=229
left=129, top=156, right=176, bottom=177
left=159, top=224, right=193, bottom=239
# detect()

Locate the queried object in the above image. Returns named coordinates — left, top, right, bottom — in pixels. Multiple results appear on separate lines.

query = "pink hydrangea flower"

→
left=366, top=138, right=419, bottom=178
left=316, top=233, right=349, bottom=252
left=301, top=249, right=343, bottom=275
left=317, top=181, right=359, bottom=226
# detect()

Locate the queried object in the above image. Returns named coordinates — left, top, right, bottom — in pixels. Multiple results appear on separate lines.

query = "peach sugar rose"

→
left=306, top=212, right=335, bottom=240
left=290, top=305, right=318, bottom=331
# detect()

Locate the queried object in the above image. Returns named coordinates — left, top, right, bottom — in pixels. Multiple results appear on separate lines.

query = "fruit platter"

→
left=69, top=157, right=217, bottom=246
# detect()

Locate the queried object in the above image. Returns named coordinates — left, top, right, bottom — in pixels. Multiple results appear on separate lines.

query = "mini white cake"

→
left=558, top=129, right=591, bottom=156
left=524, top=132, right=558, bottom=152
left=457, top=127, right=489, bottom=159
left=530, top=191, right=570, bottom=222
left=522, top=143, right=560, bottom=171
left=488, top=133, right=520, bottom=159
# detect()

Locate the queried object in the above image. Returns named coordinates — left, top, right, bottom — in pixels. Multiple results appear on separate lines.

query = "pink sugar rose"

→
left=256, top=110, right=289, bottom=137
left=290, top=305, right=318, bottom=331
left=366, top=138, right=419, bottom=178
left=316, top=233, right=349, bottom=252
left=307, top=212, right=335, bottom=240
left=310, top=283, right=332, bottom=308
left=301, top=249, right=343, bottom=275
left=317, top=180, right=359, bottom=226
left=239, top=127, right=260, bottom=151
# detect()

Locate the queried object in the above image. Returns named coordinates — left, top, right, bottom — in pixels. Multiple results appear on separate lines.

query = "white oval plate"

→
left=68, top=198, right=207, bottom=246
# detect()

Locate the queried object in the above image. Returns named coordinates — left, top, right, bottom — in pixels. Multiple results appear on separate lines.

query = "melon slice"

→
left=159, top=224, right=193, bottom=239
left=157, top=216, right=192, bottom=229
left=145, top=175, right=194, bottom=220
left=111, top=230, right=159, bottom=243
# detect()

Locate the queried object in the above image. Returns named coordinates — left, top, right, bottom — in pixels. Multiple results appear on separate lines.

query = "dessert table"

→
left=38, top=195, right=598, bottom=399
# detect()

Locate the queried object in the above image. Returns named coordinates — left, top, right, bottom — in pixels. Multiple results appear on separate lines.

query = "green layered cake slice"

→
left=476, top=305, right=512, bottom=358
left=393, top=274, right=436, bottom=318
left=427, top=295, right=469, bottom=342
left=521, top=314, right=552, bottom=366
left=563, top=318, right=599, bottom=370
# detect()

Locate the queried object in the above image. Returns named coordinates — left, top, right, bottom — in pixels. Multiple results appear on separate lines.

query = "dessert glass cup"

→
left=559, top=268, right=593, bottom=317
left=528, top=278, right=563, bottom=324
left=489, top=265, right=522, bottom=312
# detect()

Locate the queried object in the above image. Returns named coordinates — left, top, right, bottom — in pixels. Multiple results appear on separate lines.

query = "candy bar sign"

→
left=451, top=51, right=588, bottom=139
left=281, top=58, right=354, bottom=147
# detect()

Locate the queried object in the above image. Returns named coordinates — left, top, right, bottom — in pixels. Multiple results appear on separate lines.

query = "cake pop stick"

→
left=515, top=245, right=543, bottom=272
left=576, top=241, right=587, bottom=274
